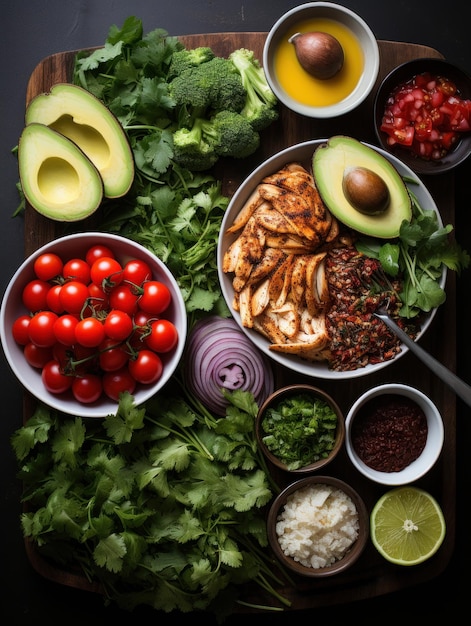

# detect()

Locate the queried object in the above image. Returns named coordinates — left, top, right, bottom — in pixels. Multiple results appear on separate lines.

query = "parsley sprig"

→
left=12, top=387, right=291, bottom=617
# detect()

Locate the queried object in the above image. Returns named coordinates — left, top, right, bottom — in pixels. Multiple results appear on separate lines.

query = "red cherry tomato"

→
left=23, top=343, right=53, bottom=369
left=131, top=309, right=154, bottom=344
left=62, top=258, right=91, bottom=284
left=22, top=279, right=51, bottom=312
left=108, top=283, right=139, bottom=315
left=90, top=257, right=124, bottom=290
left=123, top=259, right=152, bottom=286
left=104, top=309, right=134, bottom=341
left=75, top=317, right=106, bottom=348
left=85, top=244, right=115, bottom=266
left=102, top=367, right=136, bottom=401
left=33, top=252, right=63, bottom=281
left=128, top=349, right=163, bottom=384
left=59, top=280, right=90, bottom=314
left=42, top=360, right=74, bottom=394
left=28, top=310, right=58, bottom=347
left=53, top=314, right=79, bottom=346
left=46, top=284, right=65, bottom=314
left=71, top=343, right=98, bottom=375
left=12, top=315, right=31, bottom=345
left=99, top=338, right=129, bottom=372
left=138, top=280, right=171, bottom=315
left=145, top=319, right=178, bottom=353
left=72, top=374, right=103, bottom=404
left=52, top=342, right=72, bottom=369
left=87, top=282, right=109, bottom=312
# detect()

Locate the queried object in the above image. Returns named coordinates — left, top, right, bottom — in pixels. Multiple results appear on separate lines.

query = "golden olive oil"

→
left=274, top=18, right=364, bottom=107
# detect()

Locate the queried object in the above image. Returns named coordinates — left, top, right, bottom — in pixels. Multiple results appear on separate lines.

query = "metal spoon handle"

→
left=374, top=312, right=471, bottom=408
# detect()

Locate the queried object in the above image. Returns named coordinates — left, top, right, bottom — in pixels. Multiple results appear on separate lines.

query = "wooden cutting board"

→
left=23, top=34, right=456, bottom=612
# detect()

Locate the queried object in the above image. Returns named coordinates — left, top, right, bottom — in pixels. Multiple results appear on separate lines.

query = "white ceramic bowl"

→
left=0, top=232, right=187, bottom=418
left=345, top=383, right=444, bottom=485
left=217, top=139, right=445, bottom=380
left=263, top=2, right=380, bottom=118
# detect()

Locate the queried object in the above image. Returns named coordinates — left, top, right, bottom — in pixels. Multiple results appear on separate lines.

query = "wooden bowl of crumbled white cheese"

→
left=267, top=475, right=369, bottom=577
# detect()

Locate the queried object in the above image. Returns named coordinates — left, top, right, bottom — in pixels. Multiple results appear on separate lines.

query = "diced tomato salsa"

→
left=380, top=71, right=471, bottom=160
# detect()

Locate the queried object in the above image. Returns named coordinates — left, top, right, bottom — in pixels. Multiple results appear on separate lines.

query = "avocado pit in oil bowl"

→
left=289, top=31, right=344, bottom=80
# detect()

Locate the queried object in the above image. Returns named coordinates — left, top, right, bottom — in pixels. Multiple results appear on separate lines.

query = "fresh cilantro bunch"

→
left=11, top=388, right=290, bottom=618
left=357, top=183, right=470, bottom=318
left=74, top=17, right=237, bottom=320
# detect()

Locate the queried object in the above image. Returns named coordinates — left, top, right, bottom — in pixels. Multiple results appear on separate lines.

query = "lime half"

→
left=370, top=486, right=446, bottom=566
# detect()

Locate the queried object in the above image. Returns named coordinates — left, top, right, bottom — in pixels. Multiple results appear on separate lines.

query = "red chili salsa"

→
left=380, top=71, right=471, bottom=161
left=351, top=394, right=428, bottom=472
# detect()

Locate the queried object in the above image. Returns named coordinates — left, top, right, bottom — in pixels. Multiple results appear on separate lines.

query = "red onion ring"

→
left=184, top=315, right=274, bottom=415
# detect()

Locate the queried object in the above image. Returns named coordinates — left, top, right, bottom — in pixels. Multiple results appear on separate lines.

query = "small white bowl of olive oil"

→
left=263, top=2, right=379, bottom=118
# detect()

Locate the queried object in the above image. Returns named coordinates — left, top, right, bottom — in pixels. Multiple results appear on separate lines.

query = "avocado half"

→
left=25, top=83, right=134, bottom=199
left=18, top=123, right=104, bottom=222
left=312, top=136, right=412, bottom=238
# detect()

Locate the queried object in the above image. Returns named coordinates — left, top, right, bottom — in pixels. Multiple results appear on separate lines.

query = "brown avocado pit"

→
left=342, top=166, right=390, bottom=215
left=288, top=31, right=344, bottom=80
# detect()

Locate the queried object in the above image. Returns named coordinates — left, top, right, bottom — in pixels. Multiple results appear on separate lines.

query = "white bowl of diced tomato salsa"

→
left=374, top=58, right=471, bottom=174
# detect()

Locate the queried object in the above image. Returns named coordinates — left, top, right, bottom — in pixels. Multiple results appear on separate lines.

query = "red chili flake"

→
left=351, top=394, right=428, bottom=472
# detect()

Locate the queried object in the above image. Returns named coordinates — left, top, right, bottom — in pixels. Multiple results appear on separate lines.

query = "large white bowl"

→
left=0, top=232, right=187, bottom=418
left=217, top=139, right=445, bottom=380
left=263, top=2, right=380, bottom=118
left=345, top=383, right=444, bottom=485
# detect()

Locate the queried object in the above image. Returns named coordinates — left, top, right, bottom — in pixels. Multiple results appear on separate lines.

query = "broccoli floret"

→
left=169, top=57, right=247, bottom=114
left=172, top=119, right=219, bottom=171
left=228, top=48, right=279, bottom=131
left=167, top=46, right=215, bottom=79
left=172, top=109, right=260, bottom=171
left=202, top=110, right=260, bottom=159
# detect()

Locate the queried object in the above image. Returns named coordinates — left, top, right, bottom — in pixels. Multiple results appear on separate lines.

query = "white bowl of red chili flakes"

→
left=374, top=58, right=471, bottom=174
left=345, top=383, right=444, bottom=485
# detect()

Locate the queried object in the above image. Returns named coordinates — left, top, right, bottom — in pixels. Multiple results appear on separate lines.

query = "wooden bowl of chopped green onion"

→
left=256, top=384, right=345, bottom=475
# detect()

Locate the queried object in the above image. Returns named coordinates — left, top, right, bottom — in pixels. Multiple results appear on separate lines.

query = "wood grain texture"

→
left=22, top=35, right=456, bottom=611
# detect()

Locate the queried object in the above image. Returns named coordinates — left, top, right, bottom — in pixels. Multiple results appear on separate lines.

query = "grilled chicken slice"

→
left=251, top=277, right=270, bottom=317
left=305, top=253, right=329, bottom=315
left=269, top=312, right=329, bottom=355
left=267, top=254, right=295, bottom=309
left=225, top=187, right=264, bottom=234
left=244, top=247, right=285, bottom=288
left=264, top=232, right=315, bottom=253
left=258, top=183, right=331, bottom=247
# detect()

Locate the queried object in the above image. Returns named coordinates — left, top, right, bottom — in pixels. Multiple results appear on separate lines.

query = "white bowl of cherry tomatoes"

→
left=374, top=57, right=471, bottom=174
left=0, top=232, right=187, bottom=418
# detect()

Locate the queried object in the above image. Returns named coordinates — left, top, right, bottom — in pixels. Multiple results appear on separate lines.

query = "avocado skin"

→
left=312, top=136, right=412, bottom=238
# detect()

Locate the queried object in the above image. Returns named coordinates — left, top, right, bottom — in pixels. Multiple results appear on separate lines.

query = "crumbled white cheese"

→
left=275, top=483, right=359, bottom=569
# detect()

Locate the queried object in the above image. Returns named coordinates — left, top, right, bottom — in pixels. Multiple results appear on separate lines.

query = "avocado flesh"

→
left=312, top=136, right=412, bottom=238
left=25, top=83, right=134, bottom=198
left=18, top=123, right=103, bottom=222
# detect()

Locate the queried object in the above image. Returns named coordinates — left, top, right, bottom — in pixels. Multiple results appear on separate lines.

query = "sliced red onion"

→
left=184, top=315, right=274, bottom=415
